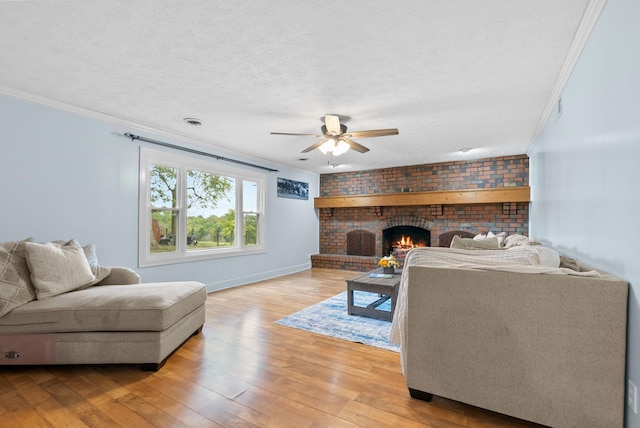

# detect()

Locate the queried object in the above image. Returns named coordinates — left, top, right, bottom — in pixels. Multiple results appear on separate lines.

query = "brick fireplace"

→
left=311, top=155, right=529, bottom=271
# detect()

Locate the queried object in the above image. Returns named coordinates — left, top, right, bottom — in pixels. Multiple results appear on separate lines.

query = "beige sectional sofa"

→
left=0, top=239, right=207, bottom=370
left=392, top=246, right=628, bottom=428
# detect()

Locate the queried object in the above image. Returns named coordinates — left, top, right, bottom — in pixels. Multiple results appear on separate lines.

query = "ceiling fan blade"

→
left=324, top=114, right=342, bottom=135
left=346, top=128, right=399, bottom=138
left=271, top=132, right=324, bottom=137
left=301, top=139, right=328, bottom=153
left=343, top=138, right=369, bottom=153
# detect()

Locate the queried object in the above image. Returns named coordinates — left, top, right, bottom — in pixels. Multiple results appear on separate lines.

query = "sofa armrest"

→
left=96, top=267, right=141, bottom=285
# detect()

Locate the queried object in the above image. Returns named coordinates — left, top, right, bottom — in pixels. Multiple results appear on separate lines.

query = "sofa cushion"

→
left=0, top=281, right=207, bottom=334
left=0, top=240, right=36, bottom=317
left=450, top=235, right=500, bottom=250
left=24, top=240, right=96, bottom=299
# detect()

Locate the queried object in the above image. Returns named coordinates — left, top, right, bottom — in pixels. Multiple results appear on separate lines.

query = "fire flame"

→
left=395, top=235, right=425, bottom=249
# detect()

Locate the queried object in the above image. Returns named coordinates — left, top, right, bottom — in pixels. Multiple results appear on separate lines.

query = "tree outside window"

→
left=140, top=147, right=266, bottom=266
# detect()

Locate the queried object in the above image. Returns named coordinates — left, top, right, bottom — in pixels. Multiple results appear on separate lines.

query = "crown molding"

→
left=528, top=0, right=608, bottom=148
left=0, top=85, right=279, bottom=169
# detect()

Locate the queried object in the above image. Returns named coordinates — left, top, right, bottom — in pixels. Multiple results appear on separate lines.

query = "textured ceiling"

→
left=0, top=1, right=593, bottom=174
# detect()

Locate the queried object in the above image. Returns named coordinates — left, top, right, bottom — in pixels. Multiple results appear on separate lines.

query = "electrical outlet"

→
left=629, top=380, right=638, bottom=414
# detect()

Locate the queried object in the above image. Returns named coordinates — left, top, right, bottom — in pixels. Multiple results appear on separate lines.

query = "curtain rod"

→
left=124, top=132, right=279, bottom=172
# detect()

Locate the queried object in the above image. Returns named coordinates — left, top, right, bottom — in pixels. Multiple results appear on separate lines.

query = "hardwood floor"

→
left=0, top=268, right=544, bottom=427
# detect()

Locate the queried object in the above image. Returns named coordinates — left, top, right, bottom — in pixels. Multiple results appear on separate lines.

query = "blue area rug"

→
left=275, top=291, right=400, bottom=352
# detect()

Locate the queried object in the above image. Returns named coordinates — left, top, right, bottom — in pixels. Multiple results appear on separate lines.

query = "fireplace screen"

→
left=382, top=226, right=430, bottom=259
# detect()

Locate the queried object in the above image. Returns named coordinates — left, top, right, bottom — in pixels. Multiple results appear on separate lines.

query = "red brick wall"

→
left=314, top=155, right=529, bottom=271
left=320, top=154, right=528, bottom=196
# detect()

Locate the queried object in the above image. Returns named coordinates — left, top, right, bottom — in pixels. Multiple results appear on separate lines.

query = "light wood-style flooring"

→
left=0, top=268, right=544, bottom=427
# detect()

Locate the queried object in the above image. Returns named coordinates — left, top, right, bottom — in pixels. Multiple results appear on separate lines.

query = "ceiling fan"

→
left=271, top=114, right=399, bottom=156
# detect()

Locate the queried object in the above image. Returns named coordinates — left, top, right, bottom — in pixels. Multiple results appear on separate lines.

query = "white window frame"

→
left=139, top=147, right=266, bottom=267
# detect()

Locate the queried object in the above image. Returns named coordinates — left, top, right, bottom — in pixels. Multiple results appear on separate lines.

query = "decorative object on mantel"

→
left=378, top=255, right=399, bottom=274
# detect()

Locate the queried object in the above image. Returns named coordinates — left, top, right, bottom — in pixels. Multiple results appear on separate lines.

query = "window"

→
left=139, top=147, right=266, bottom=266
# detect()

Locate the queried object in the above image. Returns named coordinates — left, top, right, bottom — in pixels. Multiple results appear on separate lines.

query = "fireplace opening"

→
left=382, top=226, right=430, bottom=259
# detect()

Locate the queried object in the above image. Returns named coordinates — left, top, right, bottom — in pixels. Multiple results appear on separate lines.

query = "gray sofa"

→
left=0, top=239, right=207, bottom=370
left=402, top=264, right=628, bottom=427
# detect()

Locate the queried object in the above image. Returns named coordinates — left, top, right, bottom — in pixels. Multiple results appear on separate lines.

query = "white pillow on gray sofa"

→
left=52, top=240, right=112, bottom=287
left=25, top=239, right=96, bottom=299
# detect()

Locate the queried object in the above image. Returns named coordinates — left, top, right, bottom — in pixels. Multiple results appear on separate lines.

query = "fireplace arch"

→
left=379, top=215, right=434, bottom=231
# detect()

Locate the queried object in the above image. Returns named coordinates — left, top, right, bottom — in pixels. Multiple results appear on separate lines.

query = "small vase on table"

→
left=383, top=267, right=395, bottom=274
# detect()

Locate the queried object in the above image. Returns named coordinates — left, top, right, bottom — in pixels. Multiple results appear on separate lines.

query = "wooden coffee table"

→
left=346, top=268, right=401, bottom=321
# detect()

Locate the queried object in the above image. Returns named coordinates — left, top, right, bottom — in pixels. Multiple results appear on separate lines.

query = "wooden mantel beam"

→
left=314, top=186, right=530, bottom=209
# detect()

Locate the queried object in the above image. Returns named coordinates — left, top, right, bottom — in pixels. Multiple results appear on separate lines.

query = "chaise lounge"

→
left=0, top=238, right=207, bottom=370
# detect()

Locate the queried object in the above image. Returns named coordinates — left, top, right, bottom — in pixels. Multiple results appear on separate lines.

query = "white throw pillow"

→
left=25, top=239, right=96, bottom=299
left=51, top=240, right=112, bottom=287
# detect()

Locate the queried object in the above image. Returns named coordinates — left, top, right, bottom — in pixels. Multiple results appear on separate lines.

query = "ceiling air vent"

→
left=183, top=117, right=203, bottom=126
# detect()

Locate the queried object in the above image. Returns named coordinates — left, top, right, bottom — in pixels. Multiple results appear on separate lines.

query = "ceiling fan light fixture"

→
left=333, top=139, right=350, bottom=156
left=272, top=114, right=398, bottom=156
left=318, top=138, right=350, bottom=156
left=319, top=139, right=335, bottom=155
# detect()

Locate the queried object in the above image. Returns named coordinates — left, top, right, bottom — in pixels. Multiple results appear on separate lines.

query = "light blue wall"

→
left=0, top=94, right=320, bottom=292
left=529, top=0, right=639, bottom=425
